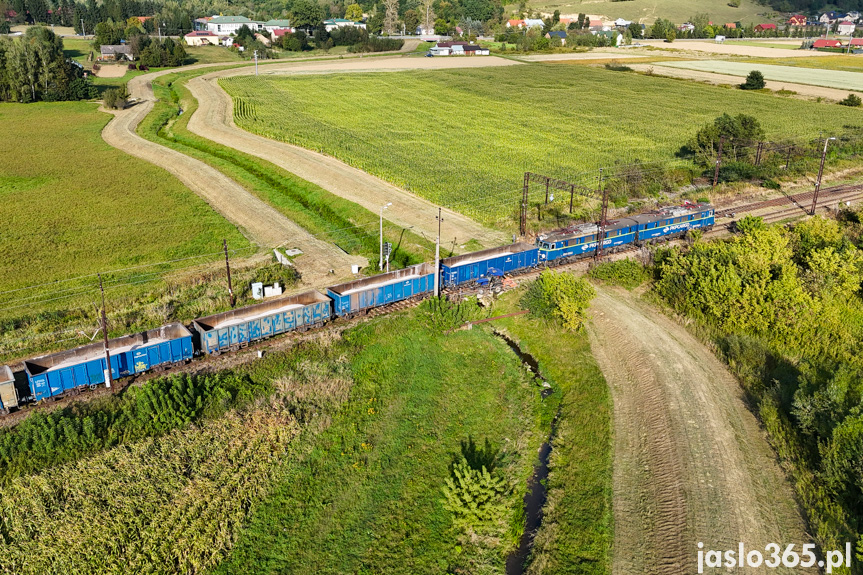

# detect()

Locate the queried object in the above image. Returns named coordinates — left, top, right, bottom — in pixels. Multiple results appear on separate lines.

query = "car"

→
left=425, top=52, right=434, bottom=57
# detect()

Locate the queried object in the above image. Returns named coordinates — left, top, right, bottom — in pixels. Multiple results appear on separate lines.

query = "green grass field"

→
left=0, top=102, right=250, bottom=352
left=221, top=64, right=863, bottom=227
left=742, top=55, right=863, bottom=73
left=510, top=0, right=770, bottom=24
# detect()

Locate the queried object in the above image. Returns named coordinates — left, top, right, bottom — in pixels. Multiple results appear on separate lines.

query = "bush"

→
left=588, top=258, right=647, bottom=289
left=740, top=70, right=766, bottom=90
left=521, top=269, right=596, bottom=330
left=839, top=93, right=862, bottom=107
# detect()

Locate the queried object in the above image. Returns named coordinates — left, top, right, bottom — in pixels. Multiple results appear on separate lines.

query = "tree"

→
left=291, top=0, right=326, bottom=29
left=628, top=21, right=642, bottom=38
left=345, top=3, right=363, bottom=21
left=740, top=70, right=765, bottom=90
left=839, top=93, right=862, bottom=107
left=403, top=9, right=419, bottom=34
left=420, top=0, right=435, bottom=34
left=383, top=0, right=399, bottom=35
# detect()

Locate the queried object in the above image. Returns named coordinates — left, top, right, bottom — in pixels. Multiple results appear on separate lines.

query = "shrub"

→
left=839, top=93, right=862, bottom=107
left=521, top=269, right=596, bottom=330
left=604, top=62, right=632, bottom=71
left=588, top=258, right=647, bottom=289
left=740, top=70, right=766, bottom=90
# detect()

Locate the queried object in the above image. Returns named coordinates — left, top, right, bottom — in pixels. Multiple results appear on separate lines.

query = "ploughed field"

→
left=220, top=64, right=861, bottom=226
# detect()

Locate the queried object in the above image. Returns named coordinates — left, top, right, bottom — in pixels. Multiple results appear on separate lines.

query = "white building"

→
left=614, top=18, right=632, bottom=27
left=524, top=18, right=544, bottom=28
left=207, top=16, right=262, bottom=36
left=184, top=30, right=220, bottom=46
left=262, top=19, right=292, bottom=33
left=838, top=21, right=856, bottom=35
left=324, top=18, right=367, bottom=32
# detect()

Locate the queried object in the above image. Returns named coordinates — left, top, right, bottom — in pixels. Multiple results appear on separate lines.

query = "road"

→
left=184, top=56, right=516, bottom=250
left=587, top=287, right=812, bottom=574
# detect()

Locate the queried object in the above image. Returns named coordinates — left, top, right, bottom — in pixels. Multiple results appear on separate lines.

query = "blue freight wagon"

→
left=440, top=243, right=538, bottom=287
left=0, top=366, right=18, bottom=413
left=24, top=323, right=194, bottom=401
left=192, top=291, right=332, bottom=354
left=327, top=263, right=436, bottom=317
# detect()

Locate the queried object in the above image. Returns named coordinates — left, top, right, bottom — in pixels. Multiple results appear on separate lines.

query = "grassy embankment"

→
left=216, top=289, right=612, bottom=575
left=513, top=0, right=766, bottom=25
left=140, top=69, right=437, bottom=268
left=0, top=101, right=256, bottom=360
left=0, top=291, right=613, bottom=575
left=220, top=64, right=863, bottom=228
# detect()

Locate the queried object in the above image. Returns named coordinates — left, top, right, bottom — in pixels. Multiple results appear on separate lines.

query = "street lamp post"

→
left=812, top=136, right=836, bottom=215
left=379, top=202, right=391, bottom=270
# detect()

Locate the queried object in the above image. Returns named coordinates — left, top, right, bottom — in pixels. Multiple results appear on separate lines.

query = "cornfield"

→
left=0, top=407, right=299, bottom=574
left=220, top=65, right=863, bottom=226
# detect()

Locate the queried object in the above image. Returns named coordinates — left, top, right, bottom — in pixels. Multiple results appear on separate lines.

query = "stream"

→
left=495, top=331, right=560, bottom=575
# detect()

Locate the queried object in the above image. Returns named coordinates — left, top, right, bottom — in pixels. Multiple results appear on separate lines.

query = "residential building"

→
left=614, top=18, right=632, bottom=27
left=207, top=16, right=260, bottom=36
left=184, top=30, right=220, bottom=46
left=754, top=23, right=777, bottom=33
left=812, top=38, right=842, bottom=48
left=838, top=21, right=856, bottom=35
left=99, top=45, right=133, bottom=60
left=787, top=15, right=807, bottom=26
left=262, top=19, right=292, bottom=32
left=506, top=19, right=525, bottom=28
left=596, top=30, right=622, bottom=46
left=851, top=37, right=863, bottom=46
left=524, top=18, right=545, bottom=28
left=546, top=30, right=567, bottom=45
left=323, top=18, right=366, bottom=32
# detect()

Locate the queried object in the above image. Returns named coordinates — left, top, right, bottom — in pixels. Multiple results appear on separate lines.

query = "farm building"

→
left=838, top=21, right=856, bottom=35
left=430, top=41, right=488, bottom=56
left=184, top=30, right=219, bottom=46
left=207, top=15, right=261, bottom=35
left=99, top=45, right=133, bottom=61
left=462, top=45, right=490, bottom=55
left=546, top=30, right=567, bottom=45
left=787, top=15, right=807, bottom=26
left=324, top=18, right=366, bottom=32
left=755, top=23, right=777, bottom=32
left=812, top=38, right=842, bottom=48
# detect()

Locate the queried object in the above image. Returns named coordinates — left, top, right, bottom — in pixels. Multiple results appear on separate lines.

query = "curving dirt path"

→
left=587, top=287, right=812, bottom=574
left=185, top=56, right=515, bottom=250
left=628, top=63, right=853, bottom=101
left=101, top=64, right=366, bottom=284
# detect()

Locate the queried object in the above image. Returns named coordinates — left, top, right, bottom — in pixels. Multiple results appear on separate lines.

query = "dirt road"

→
left=185, top=56, right=515, bottom=250
left=101, top=65, right=366, bottom=284
left=628, top=63, right=851, bottom=101
left=639, top=39, right=832, bottom=58
left=587, top=287, right=811, bottom=574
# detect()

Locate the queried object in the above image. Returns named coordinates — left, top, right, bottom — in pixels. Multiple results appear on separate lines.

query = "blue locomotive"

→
left=1, top=202, right=713, bottom=408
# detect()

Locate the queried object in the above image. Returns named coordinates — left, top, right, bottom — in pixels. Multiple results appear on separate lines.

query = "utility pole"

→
left=434, top=207, right=443, bottom=297
left=254, top=50, right=258, bottom=75
left=223, top=239, right=235, bottom=307
left=811, top=137, right=835, bottom=215
left=595, top=168, right=608, bottom=261
left=712, top=136, right=725, bottom=189
left=520, top=172, right=529, bottom=237
left=80, top=18, right=85, bottom=36
left=99, top=274, right=113, bottom=389
left=379, top=202, right=391, bottom=270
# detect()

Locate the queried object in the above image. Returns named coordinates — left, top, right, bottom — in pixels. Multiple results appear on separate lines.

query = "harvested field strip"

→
left=221, top=64, right=863, bottom=227
left=659, top=60, right=863, bottom=91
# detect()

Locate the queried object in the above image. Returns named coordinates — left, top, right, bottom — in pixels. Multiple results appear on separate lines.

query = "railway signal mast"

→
left=98, top=274, right=113, bottom=389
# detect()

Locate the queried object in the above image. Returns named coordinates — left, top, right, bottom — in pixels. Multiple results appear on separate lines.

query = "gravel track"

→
left=185, top=56, right=516, bottom=250
left=588, top=287, right=813, bottom=574
left=101, top=64, right=367, bottom=284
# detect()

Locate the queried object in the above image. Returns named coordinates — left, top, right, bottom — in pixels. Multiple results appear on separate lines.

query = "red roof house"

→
left=850, top=38, right=863, bottom=46
left=812, top=39, right=842, bottom=48
left=787, top=15, right=807, bottom=26
left=724, top=22, right=737, bottom=29
left=755, top=23, right=777, bottom=32
left=507, top=19, right=525, bottom=28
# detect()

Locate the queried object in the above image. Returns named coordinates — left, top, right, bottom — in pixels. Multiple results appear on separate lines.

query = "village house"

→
left=524, top=18, right=544, bottom=28
left=812, top=38, right=842, bottom=48
left=677, top=22, right=695, bottom=33
left=506, top=19, right=525, bottom=28
left=545, top=30, right=567, bottom=45
left=262, top=19, right=292, bottom=33
left=787, top=15, right=807, bottom=26
left=838, top=21, right=856, bottom=35
left=754, top=23, right=777, bottom=33
left=207, top=16, right=261, bottom=36
left=323, top=18, right=366, bottom=32
left=99, top=44, right=133, bottom=61
left=184, top=30, right=220, bottom=46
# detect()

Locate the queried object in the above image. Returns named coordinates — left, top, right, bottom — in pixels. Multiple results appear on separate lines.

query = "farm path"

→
left=185, top=56, right=515, bottom=250
left=628, top=63, right=852, bottom=101
left=587, top=286, right=811, bottom=575
left=101, top=65, right=366, bottom=285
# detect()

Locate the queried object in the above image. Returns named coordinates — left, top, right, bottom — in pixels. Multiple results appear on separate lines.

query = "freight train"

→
left=0, top=202, right=713, bottom=411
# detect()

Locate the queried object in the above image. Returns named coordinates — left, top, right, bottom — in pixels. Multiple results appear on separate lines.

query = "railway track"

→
left=713, top=183, right=863, bottom=220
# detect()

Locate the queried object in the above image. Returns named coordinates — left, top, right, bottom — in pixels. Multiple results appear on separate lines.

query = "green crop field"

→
left=0, top=102, right=250, bottom=349
left=741, top=55, right=863, bottom=73
left=658, top=59, right=863, bottom=91
left=510, top=0, right=769, bottom=24
left=221, top=64, right=863, bottom=226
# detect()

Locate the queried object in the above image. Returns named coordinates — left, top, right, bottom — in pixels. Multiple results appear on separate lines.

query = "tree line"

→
left=0, top=26, right=97, bottom=102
